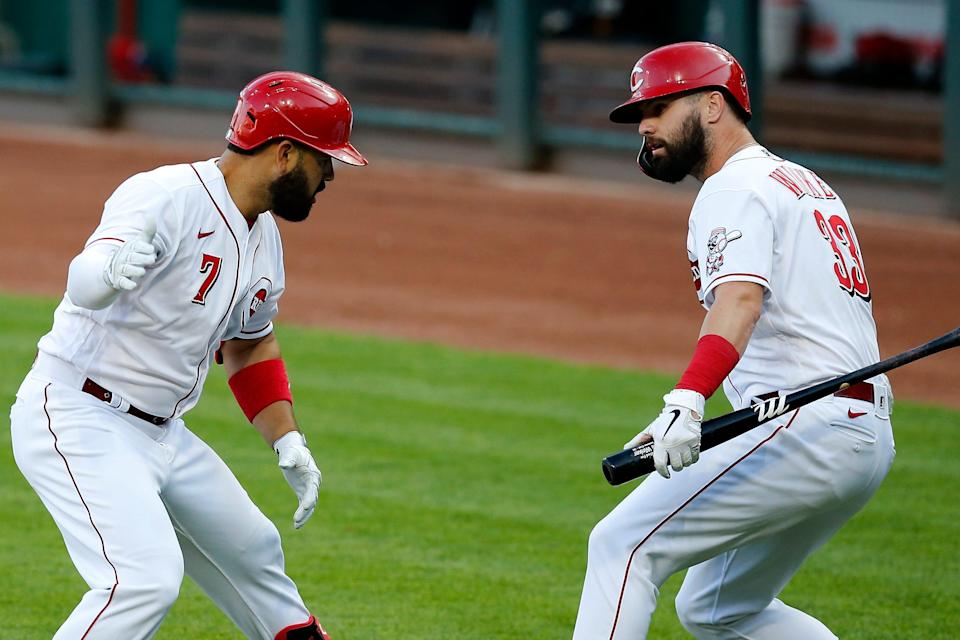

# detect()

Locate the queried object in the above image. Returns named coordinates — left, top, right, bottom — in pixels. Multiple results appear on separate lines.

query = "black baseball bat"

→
left=602, top=326, right=960, bottom=486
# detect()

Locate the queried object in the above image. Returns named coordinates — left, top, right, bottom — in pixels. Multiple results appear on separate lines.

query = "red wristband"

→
left=675, top=334, right=741, bottom=399
left=228, top=358, right=293, bottom=422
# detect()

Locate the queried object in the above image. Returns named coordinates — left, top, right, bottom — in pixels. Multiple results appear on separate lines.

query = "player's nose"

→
left=638, top=121, right=655, bottom=136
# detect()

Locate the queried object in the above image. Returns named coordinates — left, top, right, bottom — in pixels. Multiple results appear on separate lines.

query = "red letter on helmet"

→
left=227, top=71, right=367, bottom=166
left=609, top=41, right=751, bottom=124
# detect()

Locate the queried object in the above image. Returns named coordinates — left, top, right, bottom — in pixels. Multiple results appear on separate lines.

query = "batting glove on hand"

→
left=274, top=431, right=322, bottom=529
left=624, top=389, right=705, bottom=479
left=102, top=216, right=158, bottom=291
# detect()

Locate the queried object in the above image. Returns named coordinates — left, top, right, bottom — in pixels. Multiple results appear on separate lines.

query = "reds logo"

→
left=247, top=276, right=273, bottom=319
left=630, top=64, right=645, bottom=92
left=689, top=259, right=702, bottom=292
left=249, top=288, right=268, bottom=317
left=705, top=227, right=743, bottom=276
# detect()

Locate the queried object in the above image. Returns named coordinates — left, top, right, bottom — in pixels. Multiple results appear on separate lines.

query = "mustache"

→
left=643, top=136, right=666, bottom=151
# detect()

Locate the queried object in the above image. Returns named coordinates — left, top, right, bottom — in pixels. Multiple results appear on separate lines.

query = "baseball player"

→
left=573, top=42, right=896, bottom=639
left=9, top=71, right=366, bottom=639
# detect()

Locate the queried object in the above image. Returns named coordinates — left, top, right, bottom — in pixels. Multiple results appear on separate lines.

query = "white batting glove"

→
left=102, top=216, right=158, bottom=291
left=274, top=431, right=322, bottom=529
left=624, top=389, right=705, bottom=479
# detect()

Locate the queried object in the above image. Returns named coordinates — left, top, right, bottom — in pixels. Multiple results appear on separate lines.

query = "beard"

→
left=639, top=112, right=708, bottom=183
left=268, top=161, right=324, bottom=222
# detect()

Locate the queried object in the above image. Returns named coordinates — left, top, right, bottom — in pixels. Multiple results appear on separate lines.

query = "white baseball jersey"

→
left=37, top=158, right=285, bottom=419
left=575, top=144, right=896, bottom=640
left=686, top=145, right=886, bottom=408
left=12, top=159, right=316, bottom=637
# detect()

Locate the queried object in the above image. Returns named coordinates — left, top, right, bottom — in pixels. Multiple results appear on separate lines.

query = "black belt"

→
left=754, top=381, right=874, bottom=405
left=81, top=378, right=168, bottom=426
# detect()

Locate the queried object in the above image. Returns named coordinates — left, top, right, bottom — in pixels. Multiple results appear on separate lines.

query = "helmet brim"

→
left=609, top=95, right=646, bottom=124
left=610, top=86, right=751, bottom=125
left=226, top=134, right=370, bottom=166
left=319, top=142, right=368, bottom=167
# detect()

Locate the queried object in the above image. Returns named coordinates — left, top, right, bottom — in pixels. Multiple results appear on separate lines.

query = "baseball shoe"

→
left=275, top=615, right=331, bottom=640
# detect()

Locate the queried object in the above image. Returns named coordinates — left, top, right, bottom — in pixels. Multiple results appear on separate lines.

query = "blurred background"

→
left=0, top=0, right=958, bottom=218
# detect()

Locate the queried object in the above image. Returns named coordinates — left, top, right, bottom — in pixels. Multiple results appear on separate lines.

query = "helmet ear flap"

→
left=636, top=136, right=656, bottom=177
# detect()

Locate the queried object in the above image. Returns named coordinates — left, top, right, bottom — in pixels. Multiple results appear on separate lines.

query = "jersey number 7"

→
left=813, top=209, right=870, bottom=301
left=192, top=253, right=223, bottom=305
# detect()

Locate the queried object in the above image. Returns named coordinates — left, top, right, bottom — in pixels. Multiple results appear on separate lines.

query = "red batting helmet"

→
left=226, top=71, right=367, bottom=166
left=609, top=42, right=751, bottom=124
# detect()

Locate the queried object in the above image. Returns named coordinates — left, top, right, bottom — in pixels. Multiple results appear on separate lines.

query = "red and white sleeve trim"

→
left=84, top=236, right=126, bottom=248
left=238, top=322, right=274, bottom=339
left=703, top=272, right=770, bottom=305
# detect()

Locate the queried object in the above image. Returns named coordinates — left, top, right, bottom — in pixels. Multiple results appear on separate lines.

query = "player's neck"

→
left=217, top=154, right=271, bottom=222
left=698, top=129, right=758, bottom=181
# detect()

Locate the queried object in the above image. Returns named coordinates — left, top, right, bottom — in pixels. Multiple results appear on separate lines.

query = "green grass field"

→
left=1, top=293, right=957, bottom=638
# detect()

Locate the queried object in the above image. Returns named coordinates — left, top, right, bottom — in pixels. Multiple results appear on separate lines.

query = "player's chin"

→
left=645, top=160, right=688, bottom=184
left=272, top=205, right=313, bottom=223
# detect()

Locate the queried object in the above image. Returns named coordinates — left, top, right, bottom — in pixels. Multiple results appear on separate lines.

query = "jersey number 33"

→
left=813, top=209, right=870, bottom=301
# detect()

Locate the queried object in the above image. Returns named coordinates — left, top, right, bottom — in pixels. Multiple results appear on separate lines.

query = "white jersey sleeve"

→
left=86, top=173, right=181, bottom=262
left=222, top=213, right=286, bottom=341
left=688, top=188, right=775, bottom=308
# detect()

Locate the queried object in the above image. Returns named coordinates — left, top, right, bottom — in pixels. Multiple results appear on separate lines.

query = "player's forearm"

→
left=221, top=334, right=299, bottom=445
left=673, top=282, right=762, bottom=399
left=66, top=245, right=121, bottom=310
left=251, top=401, right=299, bottom=446
left=699, top=282, right=764, bottom=354
left=221, top=333, right=283, bottom=374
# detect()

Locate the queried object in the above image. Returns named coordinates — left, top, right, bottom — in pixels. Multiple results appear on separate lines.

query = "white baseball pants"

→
left=10, top=365, right=313, bottom=639
left=573, top=395, right=895, bottom=639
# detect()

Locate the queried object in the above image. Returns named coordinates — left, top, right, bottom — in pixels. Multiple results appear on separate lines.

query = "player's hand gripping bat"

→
left=602, top=326, right=960, bottom=486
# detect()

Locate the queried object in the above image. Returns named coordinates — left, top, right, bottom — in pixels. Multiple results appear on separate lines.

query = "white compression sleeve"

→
left=66, top=244, right=120, bottom=310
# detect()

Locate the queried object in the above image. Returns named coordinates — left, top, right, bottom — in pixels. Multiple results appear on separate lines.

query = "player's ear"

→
left=704, top=91, right=725, bottom=125
left=274, top=139, right=298, bottom=172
